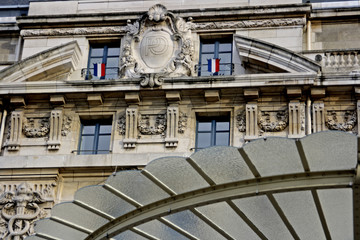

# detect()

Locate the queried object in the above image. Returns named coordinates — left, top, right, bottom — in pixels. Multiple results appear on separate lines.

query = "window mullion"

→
left=93, top=123, right=100, bottom=154
left=211, top=119, right=216, bottom=146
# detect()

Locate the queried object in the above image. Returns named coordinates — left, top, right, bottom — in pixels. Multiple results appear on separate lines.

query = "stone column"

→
left=7, top=111, right=23, bottom=151
left=312, top=101, right=325, bottom=133
left=288, top=101, right=305, bottom=138
left=165, top=106, right=178, bottom=147
left=245, top=103, right=258, bottom=140
left=47, top=110, right=63, bottom=150
left=123, top=107, right=138, bottom=148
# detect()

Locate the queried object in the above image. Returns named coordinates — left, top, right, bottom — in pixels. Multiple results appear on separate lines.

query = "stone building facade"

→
left=0, top=0, right=359, bottom=239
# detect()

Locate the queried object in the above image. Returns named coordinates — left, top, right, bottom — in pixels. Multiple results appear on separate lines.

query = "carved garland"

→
left=117, top=115, right=126, bottom=135
left=61, top=115, right=72, bottom=136
left=236, top=111, right=246, bottom=132
left=138, top=114, right=167, bottom=136
left=326, top=111, right=357, bottom=131
left=0, top=183, right=54, bottom=239
left=22, top=118, right=50, bottom=138
left=258, top=110, right=289, bottom=132
left=178, top=112, right=188, bottom=134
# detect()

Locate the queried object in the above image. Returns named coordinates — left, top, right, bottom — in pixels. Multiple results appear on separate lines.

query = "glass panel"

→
left=197, top=132, right=211, bottom=149
left=106, top=57, right=119, bottom=67
left=99, top=125, right=112, bottom=134
left=201, top=43, right=214, bottom=53
left=219, top=53, right=231, bottom=63
left=198, top=122, right=211, bottom=131
left=215, top=132, right=229, bottom=146
left=201, top=53, right=214, bottom=65
left=216, top=121, right=229, bottom=131
left=82, top=125, right=96, bottom=134
left=136, top=220, right=188, bottom=240
left=89, top=57, right=103, bottom=66
left=97, top=135, right=111, bottom=151
left=108, top=47, right=120, bottom=56
left=90, top=48, right=104, bottom=57
left=219, top=43, right=232, bottom=52
left=105, top=69, right=118, bottom=80
left=80, top=135, right=94, bottom=153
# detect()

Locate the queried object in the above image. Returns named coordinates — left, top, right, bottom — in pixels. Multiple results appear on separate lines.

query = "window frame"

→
left=86, top=42, right=120, bottom=80
left=198, top=36, right=233, bottom=76
left=195, top=115, right=230, bottom=151
left=78, top=119, right=113, bottom=155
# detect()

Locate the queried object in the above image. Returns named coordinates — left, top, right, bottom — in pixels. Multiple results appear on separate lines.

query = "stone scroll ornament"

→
left=326, top=111, right=357, bottom=131
left=0, top=183, right=54, bottom=240
left=120, top=4, right=195, bottom=88
left=258, top=110, right=289, bottom=132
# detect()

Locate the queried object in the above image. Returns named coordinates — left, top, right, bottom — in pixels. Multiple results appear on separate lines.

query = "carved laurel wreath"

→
left=22, top=118, right=50, bottom=138
left=326, top=111, right=357, bottom=131
left=258, top=110, right=289, bottom=132
left=138, top=114, right=167, bottom=135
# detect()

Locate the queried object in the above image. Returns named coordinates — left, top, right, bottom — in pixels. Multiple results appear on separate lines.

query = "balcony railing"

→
left=196, top=63, right=234, bottom=76
left=81, top=67, right=120, bottom=80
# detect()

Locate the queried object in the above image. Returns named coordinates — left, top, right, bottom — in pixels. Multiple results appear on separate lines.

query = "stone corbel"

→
left=47, top=110, right=63, bottom=150
left=312, top=101, right=325, bottom=133
left=6, top=111, right=23, bottom=151
left=288, top=101, right=305, bottom=138
left=123, top=107, right=138, bottom=148
left=165, top=106, right=179, bottom=147
left=245, top=103, right=258, bottom=140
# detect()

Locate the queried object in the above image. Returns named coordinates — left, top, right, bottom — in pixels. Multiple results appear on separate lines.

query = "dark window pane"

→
left=80, top=135, right=95, bottom=152
left=197, top=132, right=212, bottom=149
left=91, top=48, right=104, bottom=57
left=219, top=53, right=231, bottom=63
left=216, top=121, right=229, bottom=131
left=98, top=135, right=111, bottom=151
left=198, top=122, right=212, bottom=131
left=201, top=54, right=214, bottom=65
left=99, top=125, right=112, bottom=134
left=108, top=47, right=120, bottom=56
left=219, top=43, right=232, bottom=52
left=82, top=125, right=96, bottom=134
left=215, top=132, right=229, bottom=146
left=89, top=58, right=103, bottom=66
left=106, top=57, right=119, bottom=67
left=202, top=43, right=214, bottom=53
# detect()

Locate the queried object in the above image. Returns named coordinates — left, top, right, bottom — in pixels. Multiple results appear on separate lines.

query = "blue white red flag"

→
left=207, top=58, right=220, bottom=73
left=93, top=63, right=106, bottom=77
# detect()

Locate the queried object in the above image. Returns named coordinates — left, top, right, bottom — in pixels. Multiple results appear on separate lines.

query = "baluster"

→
left=333, top=52, right=338, bottom=68
left=325, top=52, right=330, bottom=67
left=347, top=52, right=353, bottom=67
left=354, top=52, right=359, bottom=67
left=339, top=52, right=345, bottom=67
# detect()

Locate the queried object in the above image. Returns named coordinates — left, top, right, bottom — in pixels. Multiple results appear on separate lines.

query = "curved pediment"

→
left=234, top=34, right=321, bottom=73
left=0, top=41, right=81, bottom=83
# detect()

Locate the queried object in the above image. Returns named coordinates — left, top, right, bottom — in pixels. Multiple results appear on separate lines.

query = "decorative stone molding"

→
left=117, top=114, right=126, bottom=135
left=236, top=111, right=246, bottom=132
left=0, top=182, right=54, bottom=240
left=138, top=114, right=166, bottom=136
left=178, top=112, right=188, bottom=134
left=19, top=19, right=305, bottom=37
left=61, top=115, right=72, bottom=136
left=22, top=118, right=50, bottom=138
left=192, top=18, right=306, bottom=31
left=312, top=102, right=325, bottom=133
left=123, top=107, right=138, bottom=148
left=325, top=111, right=357, bottom=132
left=258, top=110, right=288, bottom=133
left=245, top=103, right=258, bottom=140
left=6, top=111, right=23, bottom=151
left=47, top=110, right=63, bottom=150
left=165, top=107, right=178, bottom=147
left=288, top=101, right=305, bottom=138
left=120, top=4, right=194, bottom=87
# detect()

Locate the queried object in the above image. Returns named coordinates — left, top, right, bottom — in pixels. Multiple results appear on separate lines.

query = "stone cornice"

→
left=0, top=73, right=317, bottom=95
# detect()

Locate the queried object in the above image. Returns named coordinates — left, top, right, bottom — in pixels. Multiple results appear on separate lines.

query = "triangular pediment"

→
left=234, top=35, right=321, bottom=74
left=0, top=41, right=81, bottom=83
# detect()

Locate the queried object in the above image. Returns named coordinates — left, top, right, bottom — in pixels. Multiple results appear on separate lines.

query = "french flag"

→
left=93, top=63, right=105, bottom=77
left=208, top=58, right=220, bottom=73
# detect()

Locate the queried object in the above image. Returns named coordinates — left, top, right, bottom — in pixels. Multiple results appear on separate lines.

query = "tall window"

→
left=79, top=120, right=112, bottom=155
left=87, top=42, right=120, bottom=80
left=199, top=37, right=233, bottom=76
left=195, top=115, right=230, bottom=150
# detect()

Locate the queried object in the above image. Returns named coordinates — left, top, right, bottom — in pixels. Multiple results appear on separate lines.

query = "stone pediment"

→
left=120, top=4, right=194, bottom=88
left=234, top=35, right=321, bottom=74
left=0, top=41, right=81, bottom=83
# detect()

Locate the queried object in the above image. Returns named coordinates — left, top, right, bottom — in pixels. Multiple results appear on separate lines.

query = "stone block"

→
left=287, top=87, right=302, bottom=98
left=125, top=92, right=141, bottom=104
left=204, top=90, right=220, bottom=102
left=10, top=96, right=25, bottom=106
left=244, top=88, right=259, bottom=99
left=87, top=93, right=103, bottom=106
left=166, top=91, right=181, bottom=102
left=311, top=88, right=326, bottom=98
left=50, top=95, right=66, bottom=105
